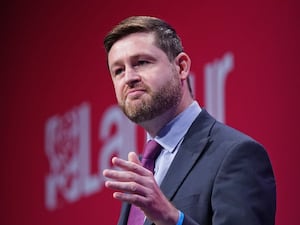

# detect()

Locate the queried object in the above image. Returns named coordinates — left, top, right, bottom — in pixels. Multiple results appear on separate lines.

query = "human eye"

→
left=138, top=60, right=149, bottom=65
left=113, top=67, right=124, bottom=76
left=134, top=60, right=150, bottom=68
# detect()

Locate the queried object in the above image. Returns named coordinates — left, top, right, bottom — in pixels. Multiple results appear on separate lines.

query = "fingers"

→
left=113, top=192, right=147, bottom=207
left=103, top=169, right=138, bottom=182
left=103, top=153, right=152, bottom=186
left=102, top=151, right=157, bottom=203
left=107, top=179, right=160, bottom=209
left=105, top=179, right=146, bottom=197
left=128, top=151, right=141, bottom=165
left=106, top=152, right=150, bottom=176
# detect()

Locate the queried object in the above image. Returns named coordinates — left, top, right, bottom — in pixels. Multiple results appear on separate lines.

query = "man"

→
left=102, top=16, right=276, bottom=225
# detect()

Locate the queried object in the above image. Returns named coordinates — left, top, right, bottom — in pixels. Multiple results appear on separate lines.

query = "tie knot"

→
left=142, top=140, right=161, bottom=160
left=141, top=140, right=161, bottom=172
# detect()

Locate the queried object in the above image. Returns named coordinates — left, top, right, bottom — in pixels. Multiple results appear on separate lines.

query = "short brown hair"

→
left=103, top=16, right=183, bottom=61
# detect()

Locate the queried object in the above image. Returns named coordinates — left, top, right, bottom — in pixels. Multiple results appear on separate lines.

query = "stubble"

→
left=120, top=74, right=182, bottom=124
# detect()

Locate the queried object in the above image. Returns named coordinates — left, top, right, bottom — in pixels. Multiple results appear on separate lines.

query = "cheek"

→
left=149, top=74, right=170, bottom=90
left=113, top=82, right=123, bottom=101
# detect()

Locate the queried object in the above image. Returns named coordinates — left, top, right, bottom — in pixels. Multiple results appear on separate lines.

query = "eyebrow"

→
left=109, top=53, right=157, bottom=69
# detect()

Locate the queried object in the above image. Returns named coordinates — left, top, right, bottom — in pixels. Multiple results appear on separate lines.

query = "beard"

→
left=119, top=74, right=182, bottom=124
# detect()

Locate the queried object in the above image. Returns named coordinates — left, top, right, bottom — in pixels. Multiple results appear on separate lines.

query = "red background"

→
left=1, top=1, right=300, bottom=225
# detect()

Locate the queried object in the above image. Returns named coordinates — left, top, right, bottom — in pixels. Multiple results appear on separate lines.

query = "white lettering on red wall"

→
left=204, top=52, right=234, bottom=123
left=44, top=103, right=136, bottom=210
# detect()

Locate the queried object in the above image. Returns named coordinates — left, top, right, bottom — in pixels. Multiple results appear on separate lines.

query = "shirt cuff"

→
left=176, top=210, right=184, bottom=225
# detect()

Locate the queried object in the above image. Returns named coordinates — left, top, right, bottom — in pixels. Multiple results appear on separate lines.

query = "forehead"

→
left=108, top=32, right=163, bottom=64
left=112, top=32, right=157, bottom=51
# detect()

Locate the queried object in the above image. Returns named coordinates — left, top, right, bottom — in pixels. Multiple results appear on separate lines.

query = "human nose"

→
left=124, top=67, right=141, bottom=86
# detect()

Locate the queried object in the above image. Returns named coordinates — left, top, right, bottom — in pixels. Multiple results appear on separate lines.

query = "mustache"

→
left=125, top=83, right=149, bottom=94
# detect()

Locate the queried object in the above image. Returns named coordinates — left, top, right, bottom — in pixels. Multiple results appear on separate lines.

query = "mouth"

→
left=125, top=88, right=146, bottom=99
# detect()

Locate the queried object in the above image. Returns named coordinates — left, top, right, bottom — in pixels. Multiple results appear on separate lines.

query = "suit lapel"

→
left=143, top=137, right=209, bottom=225
left=159, top=109, right=215, bottom=201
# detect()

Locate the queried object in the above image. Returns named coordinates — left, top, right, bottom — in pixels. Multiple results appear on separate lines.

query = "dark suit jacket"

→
left=117, top=110, right=276, bottom=225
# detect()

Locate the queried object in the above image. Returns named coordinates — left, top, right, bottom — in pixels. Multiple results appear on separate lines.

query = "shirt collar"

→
left=147, top=101, right=201, bottom=152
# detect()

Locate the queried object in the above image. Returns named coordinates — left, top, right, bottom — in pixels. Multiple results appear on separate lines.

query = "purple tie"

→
left=127, top=140, right=162, bottom=225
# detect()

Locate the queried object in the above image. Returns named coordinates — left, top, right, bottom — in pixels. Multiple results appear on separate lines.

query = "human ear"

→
left=175, top=52, right=191, bottom=80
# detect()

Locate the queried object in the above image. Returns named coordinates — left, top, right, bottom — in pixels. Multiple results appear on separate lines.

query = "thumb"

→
left=128, top=151, right=142, bottom=165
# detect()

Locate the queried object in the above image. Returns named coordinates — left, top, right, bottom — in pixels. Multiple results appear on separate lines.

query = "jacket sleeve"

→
left=210, top=140, right=276, bottom=225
